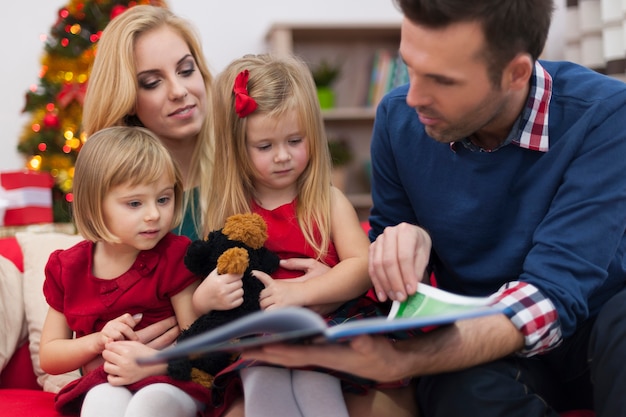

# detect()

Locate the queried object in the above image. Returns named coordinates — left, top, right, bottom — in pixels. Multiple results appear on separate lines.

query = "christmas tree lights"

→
left=17, top=0, right=167, bottom=222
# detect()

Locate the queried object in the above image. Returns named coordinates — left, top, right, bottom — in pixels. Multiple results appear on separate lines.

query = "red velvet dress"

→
left=43, top=233, right=211, bottom=415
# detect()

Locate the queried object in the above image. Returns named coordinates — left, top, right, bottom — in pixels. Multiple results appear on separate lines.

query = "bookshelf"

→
left=265, top=22, right=402, bottom=220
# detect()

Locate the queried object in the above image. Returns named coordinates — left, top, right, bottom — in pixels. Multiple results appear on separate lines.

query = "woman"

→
left=83, top=5, right=213, bottom=241
left=78, top=7, right=240, bottom=416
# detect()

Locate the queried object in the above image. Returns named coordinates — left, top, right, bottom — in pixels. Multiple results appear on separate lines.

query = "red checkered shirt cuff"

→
left=491, top=281, right=562, bottom=356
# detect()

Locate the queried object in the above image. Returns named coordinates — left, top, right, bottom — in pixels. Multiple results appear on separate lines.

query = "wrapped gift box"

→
left=0, top=170, right=54, bottom=226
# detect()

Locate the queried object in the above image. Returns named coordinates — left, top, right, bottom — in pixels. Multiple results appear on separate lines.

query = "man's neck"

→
left=471, top=84, right=531, bottom=151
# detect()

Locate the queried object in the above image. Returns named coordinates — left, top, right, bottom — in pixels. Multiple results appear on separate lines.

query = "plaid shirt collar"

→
left=454, top=61, right=552, bottom=153
left=514, top=61, right=552, bottom=152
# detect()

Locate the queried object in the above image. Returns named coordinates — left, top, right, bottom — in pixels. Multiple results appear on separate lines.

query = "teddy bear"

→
left=167, top=213, right=281, bottom=388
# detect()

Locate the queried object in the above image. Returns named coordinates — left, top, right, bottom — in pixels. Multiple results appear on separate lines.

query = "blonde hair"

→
left=73, top=126, right=183, bottom=243
left=83, top=5, right=213, bottom=237
left=207, top=53, right=332, bottom=259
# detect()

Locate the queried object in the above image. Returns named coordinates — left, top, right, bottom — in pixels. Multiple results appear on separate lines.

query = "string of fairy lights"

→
left=17, top=0, right=166, bottom=221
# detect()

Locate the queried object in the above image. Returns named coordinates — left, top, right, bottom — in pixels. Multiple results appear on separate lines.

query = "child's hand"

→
left=97, top=313, right=142, bottom=353
left=102, top=340, right=162, bottom=385
left=254, top=270, right=304, bottom=310
left=192, top=268, right=245, bottom=314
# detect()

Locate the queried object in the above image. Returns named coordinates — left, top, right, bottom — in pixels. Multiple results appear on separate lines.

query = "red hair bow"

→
left=233, top=70, right=257, bottom=118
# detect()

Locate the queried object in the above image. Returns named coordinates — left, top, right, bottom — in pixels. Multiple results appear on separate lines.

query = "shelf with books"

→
left=265, top=22, right=401, bottom=220
left=367, top=48, right=409, bottom=107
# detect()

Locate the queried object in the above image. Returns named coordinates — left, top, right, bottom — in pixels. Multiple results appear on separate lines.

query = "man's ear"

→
left=503, top=53, right=533, bottom=92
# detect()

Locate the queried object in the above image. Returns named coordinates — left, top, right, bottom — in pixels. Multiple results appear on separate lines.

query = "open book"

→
left=137, top=284, right=505, bottom=365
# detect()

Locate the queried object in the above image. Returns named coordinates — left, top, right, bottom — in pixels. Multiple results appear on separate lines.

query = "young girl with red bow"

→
left=197, top=54, right=415, bottom=417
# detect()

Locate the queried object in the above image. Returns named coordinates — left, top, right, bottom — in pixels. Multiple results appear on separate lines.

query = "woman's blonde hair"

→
left=206, top=53, right=332, bottom=259
left=83, top=5, right=213, bottom=237
left=73, top=126, right=183, bottom=243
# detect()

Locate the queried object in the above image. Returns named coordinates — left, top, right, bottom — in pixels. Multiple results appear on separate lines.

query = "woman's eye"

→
left=139, top=79, right=160, bottom=90
left=179, top=68, right=196, bottom=77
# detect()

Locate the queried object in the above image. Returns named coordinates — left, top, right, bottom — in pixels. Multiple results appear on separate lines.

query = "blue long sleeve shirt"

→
left=369, top=60, right=626, bottom=346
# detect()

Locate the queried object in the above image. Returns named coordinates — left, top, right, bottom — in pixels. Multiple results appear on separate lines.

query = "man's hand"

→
left=369, top=222, right=432, bottom=302
left=242, top=314, right=524, bottom=384
left=242, top=334, right=409, bottom=382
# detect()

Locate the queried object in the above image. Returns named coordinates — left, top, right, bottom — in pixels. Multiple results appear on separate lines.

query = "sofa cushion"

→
left=0, top=237, right=23, bottom=272
left=0, top=389, right=59, bottom=417
left=0, top=342, right=39, bottom=390
left=16, top=232, right=83, bottom=393
left=0, top=255, right=27, bottom=373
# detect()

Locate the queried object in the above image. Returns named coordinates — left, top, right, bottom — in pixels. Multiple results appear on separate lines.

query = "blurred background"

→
left=0, top=0, right=572, bottom=224
left=0, top=0, right=566, bottom=171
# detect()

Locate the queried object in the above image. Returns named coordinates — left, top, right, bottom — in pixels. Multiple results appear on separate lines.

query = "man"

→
left=244, top=0, right=626, bottom=416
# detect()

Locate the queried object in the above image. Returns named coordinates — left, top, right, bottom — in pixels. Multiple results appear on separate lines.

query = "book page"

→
left=137, top=307, right=327, bottom=365
left=388, top=284, right=495, bottom=320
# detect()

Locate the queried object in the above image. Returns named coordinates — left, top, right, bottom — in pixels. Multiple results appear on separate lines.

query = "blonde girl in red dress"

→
left=39, top=126, right=210, bottom=417
left=198, top=54, right=416, bottom=417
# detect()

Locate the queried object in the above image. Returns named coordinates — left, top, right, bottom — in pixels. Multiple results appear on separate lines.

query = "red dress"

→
left=251, top=199, right=339, bottom=277
left=43, top=233, right=211, bottom=415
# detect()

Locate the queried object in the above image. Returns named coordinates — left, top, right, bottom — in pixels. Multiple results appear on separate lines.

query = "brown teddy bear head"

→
left=221, top=213, right=268, bottom=250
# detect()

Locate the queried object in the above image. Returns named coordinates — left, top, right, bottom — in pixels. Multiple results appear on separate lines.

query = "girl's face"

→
left=102, top=174, right=176, bottom=253
left=133, top=26, right=207, bottom=146
left=246, top=109, right=309, bottom=201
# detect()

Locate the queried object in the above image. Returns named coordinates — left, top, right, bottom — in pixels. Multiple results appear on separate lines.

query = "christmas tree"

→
left=17, top=0, right=167, bottom=222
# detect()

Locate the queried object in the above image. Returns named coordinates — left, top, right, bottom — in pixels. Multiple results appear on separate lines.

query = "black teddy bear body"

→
left=167, top=213, right=280, bottom=387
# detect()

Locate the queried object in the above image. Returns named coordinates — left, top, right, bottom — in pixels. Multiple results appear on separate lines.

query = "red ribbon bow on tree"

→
left=57, top=81, right=87, bottom=108
left=233, top=70, right=257, bottom=118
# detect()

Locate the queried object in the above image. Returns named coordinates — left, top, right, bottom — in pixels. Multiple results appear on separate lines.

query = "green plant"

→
left=312, top=59, right=341, bottom=87
left=328, top=139, right=353, bottom=167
